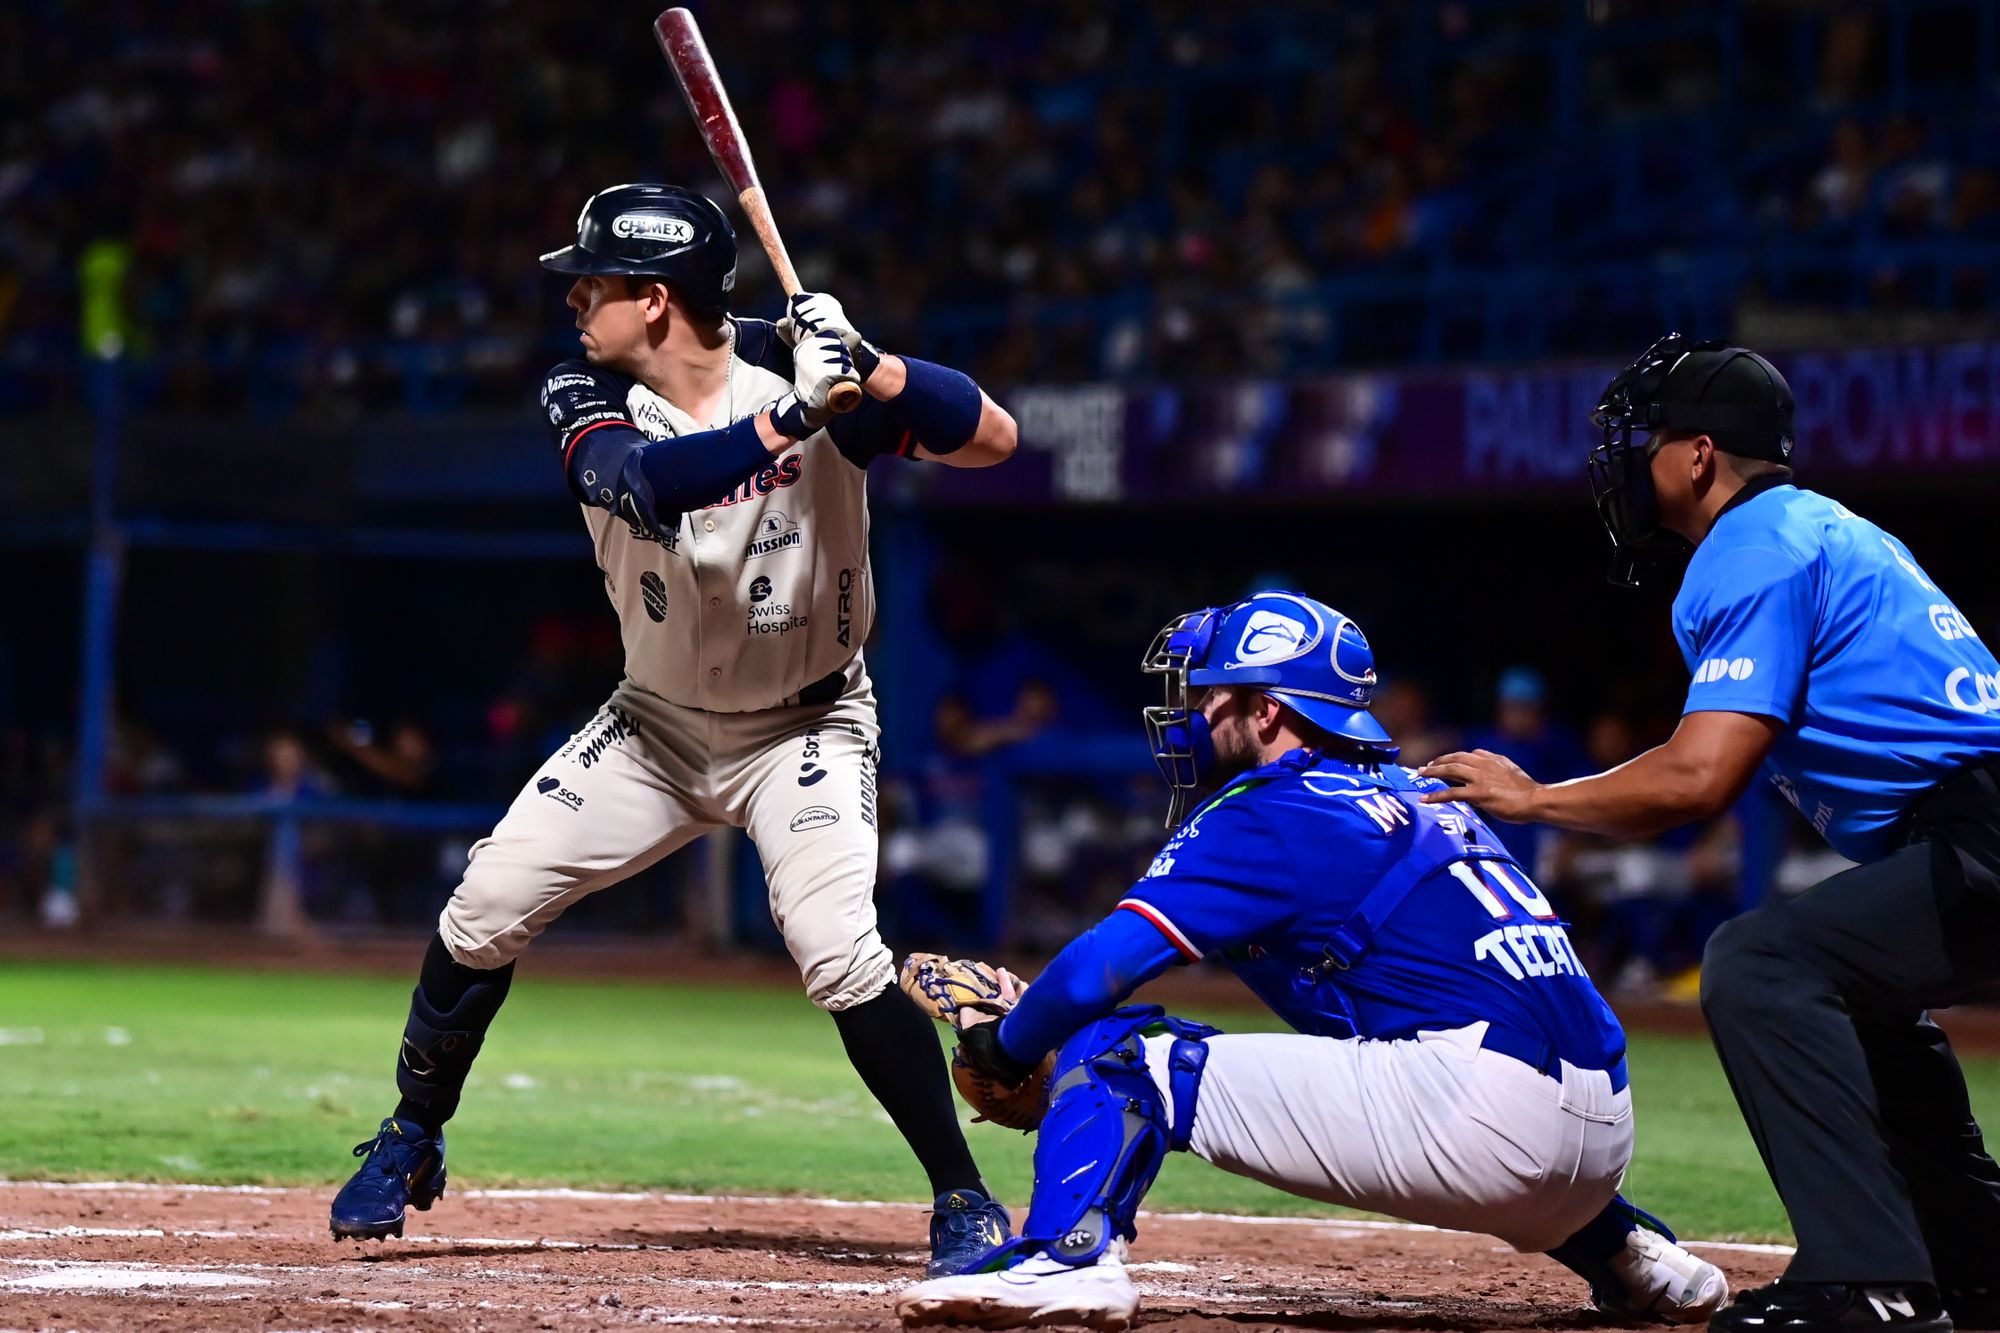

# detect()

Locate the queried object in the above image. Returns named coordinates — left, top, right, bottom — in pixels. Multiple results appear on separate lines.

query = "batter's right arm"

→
left=540, top=360, right=824, bottom=533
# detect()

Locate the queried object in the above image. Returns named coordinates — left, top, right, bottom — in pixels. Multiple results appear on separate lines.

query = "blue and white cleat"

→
left=898, top=1243, right=1137, bottom=1330
left=1593, top=1215, right=1730, bottom=1324
left=330, top=1117, right=446, bottom=1241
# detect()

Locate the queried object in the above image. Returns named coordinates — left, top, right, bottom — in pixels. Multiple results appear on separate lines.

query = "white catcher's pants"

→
left=1144, top=1021, right=1633, bottom=1253
left=437, top=660, right=893, bottom=1010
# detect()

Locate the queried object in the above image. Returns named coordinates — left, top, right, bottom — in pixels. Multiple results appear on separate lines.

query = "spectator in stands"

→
left=1876, top=113, right=1952, bottom=238
left=1799, top=119, right=1875, bottom=231
left=10, top=3, right=1994, bottom=406
left=324, top=717, right=438, bottom=800
left=1372, top=679, right=1460, bottom=768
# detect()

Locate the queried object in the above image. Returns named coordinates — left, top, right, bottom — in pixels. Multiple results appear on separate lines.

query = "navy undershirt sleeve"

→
left=541, top=359, right=776, bottom=520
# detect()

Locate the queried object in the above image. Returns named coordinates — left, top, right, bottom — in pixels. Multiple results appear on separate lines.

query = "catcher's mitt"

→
left=899, top=953, right=1053, bottom=1132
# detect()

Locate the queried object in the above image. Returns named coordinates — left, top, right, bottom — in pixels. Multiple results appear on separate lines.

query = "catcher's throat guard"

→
left=1142, top=608, right=1221, bottom=829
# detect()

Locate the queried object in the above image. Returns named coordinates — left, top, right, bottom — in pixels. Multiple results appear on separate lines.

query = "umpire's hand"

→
left=1417, top=749, right=1540, bottom=823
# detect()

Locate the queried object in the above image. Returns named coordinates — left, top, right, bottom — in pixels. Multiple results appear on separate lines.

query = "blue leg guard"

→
left=1016, top=1005, right=1217, bottom=1266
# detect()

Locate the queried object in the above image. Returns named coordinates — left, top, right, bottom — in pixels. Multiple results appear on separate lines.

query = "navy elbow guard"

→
left=888, top=357, right=982, bottom=455
left=566, top=416, right=770, bottom=535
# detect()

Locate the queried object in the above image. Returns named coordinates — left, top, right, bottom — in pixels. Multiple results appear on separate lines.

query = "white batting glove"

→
left=776, top=291, right=854, bottom=345
left=766, top=388, right=833, bottom=440
left=792, top=331, right=857, bottom=413
left=778, top=291, right=882, bottom=379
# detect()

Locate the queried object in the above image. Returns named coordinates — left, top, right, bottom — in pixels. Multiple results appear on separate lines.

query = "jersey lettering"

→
left=1447, top=859, right=1556, bottom=921
left=1353, top=792, right=1411, bottom=833
left=1473, top=922, right=1584, bottom=983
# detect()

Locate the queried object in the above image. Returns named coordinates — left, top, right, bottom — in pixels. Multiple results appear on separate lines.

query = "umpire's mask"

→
left=1588, top=333, right=1794, bottom=588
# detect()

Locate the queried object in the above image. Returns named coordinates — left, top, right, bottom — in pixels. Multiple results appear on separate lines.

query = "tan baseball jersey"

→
left=540, top=319, right=917, bottom=712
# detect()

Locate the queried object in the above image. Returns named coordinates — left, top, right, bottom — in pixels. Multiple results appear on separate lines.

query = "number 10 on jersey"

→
left=1451, top=859, right=1586, bottom=982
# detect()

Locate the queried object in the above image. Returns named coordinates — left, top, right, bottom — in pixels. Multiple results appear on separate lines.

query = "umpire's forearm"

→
left=1530, top=712, right=1779, bottom=836
left=1526, top=756, right=1727, bottom=838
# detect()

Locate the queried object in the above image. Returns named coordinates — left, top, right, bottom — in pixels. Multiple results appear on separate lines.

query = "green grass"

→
left=4, top=961, right=1991, bottom=1242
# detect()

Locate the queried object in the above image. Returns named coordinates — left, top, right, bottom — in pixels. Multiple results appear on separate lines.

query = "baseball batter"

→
left=331, top=182, right=1019, bottom=1274
left=897, top=592, right=1729, bottom=1330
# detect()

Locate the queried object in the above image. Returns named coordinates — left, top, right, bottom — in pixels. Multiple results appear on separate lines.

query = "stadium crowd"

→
left=5, top=1, right=1999, bottom=411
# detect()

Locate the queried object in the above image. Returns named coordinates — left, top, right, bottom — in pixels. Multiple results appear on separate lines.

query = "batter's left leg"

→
left=740, top=714, right=1004, bottom=1275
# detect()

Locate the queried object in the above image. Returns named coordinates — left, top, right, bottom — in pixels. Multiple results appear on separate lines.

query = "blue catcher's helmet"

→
left=1141, top=591, right=1397, bottom=826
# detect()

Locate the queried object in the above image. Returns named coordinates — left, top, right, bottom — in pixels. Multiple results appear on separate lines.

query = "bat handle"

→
left=736, top=186, right=863, bottom=414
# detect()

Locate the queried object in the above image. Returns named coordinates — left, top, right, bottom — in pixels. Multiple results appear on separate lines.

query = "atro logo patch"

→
left=789, top=805, right=839, bottom=832
left=1692, top=657, right=1755, bottom=684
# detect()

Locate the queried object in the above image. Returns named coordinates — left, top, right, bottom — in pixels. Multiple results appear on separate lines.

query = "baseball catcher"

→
left=895, top=591, right=1729, bottom=1330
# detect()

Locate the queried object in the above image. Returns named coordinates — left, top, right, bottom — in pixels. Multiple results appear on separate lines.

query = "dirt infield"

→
left=0, top=1182, right=1787, bottom=1333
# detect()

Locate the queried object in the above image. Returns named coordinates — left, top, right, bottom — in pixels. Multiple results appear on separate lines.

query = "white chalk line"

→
left=0, top=1253, right=1280, bottom=1313
left=0, top=1177, right=1798, bottom=1257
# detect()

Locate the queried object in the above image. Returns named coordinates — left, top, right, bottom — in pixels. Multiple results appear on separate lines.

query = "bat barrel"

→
left=654, top=8, right=758, bottom=195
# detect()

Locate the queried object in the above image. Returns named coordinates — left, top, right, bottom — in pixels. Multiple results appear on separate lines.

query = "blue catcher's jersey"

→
left=1674, top=483, right=2000, bottom=862
left=1117, top=750, right=1625, bottom=1071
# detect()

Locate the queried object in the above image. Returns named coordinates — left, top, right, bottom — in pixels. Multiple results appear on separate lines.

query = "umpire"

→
left=1421, top=334, right=2000, bottom=1333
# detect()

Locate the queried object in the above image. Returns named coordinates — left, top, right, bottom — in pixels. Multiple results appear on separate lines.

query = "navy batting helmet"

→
left=539, top=183, right=737, bottom=316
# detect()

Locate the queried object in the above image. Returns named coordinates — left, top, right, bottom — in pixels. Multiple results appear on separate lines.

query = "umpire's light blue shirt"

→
left=1673, top=479, right=2000, bottom=863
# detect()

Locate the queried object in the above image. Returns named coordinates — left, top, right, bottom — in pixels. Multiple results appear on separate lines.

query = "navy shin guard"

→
left=393, top=936, right=514, bottom=1129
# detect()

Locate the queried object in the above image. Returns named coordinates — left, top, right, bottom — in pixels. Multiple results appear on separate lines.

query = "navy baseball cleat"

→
left=926, top=1188, right=1012, bottom=1277
left=330, top=1117, right=446, bottom=1241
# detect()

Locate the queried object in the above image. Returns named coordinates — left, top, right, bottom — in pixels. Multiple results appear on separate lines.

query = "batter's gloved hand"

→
left=777, top=292, right=882, bottom=379
left=766, top=388, right=833, bottom=440
left=900, top=953, right=1052, bottom=1132
left=792, top=331, right=860, bottom=412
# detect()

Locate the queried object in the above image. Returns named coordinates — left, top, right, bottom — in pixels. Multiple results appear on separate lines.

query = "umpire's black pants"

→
left=1700, top=758, right=2000, bottom=1285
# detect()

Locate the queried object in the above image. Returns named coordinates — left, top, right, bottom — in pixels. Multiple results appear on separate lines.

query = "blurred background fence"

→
left=4, top=0, right=1999, bottom=995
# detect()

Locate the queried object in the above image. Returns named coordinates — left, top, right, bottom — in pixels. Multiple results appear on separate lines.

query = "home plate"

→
left=2, top=1261, right=270, bottom=1291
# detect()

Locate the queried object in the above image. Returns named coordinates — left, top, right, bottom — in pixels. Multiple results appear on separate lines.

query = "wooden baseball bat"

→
left=654, top=7, right=863, bottom=414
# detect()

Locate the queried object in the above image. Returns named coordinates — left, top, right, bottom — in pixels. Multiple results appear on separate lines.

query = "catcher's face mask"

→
left=1141, top=607, right=1220, bottom=829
